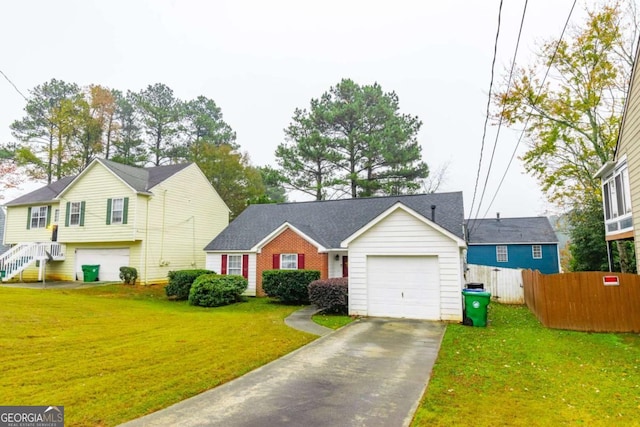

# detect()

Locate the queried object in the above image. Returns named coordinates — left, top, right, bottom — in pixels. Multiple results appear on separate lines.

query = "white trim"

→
left=341, top=202, right=466, bottom=248
left=250, top=222, right=328, bottom=252
left=469, top=242, right=558, bottom=246
left=594, top=160, right=616, bottom=178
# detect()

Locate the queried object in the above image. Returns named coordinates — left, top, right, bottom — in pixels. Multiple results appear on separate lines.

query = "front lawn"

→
left=311, top=312, right=355, bottom=329
left=413, top=303, right=640, bottom=426
left=0, top=285, right=315, bottom=426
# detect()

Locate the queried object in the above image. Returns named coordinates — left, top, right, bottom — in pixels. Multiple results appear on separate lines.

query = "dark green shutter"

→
left=122, top=197, right=129, bottom=224
left=106, top=199, right=112, bottom=225
left=46, top=205, right=52, bottom=227
left=27, top=207, right=32, bottom=229
left=80, top=201, right=86, bottom=226
left=65, top=202, right=70, bottom=227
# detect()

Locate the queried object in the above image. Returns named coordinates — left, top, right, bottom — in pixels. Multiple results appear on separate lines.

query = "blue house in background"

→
left=466, top=215, right=560, bottom=274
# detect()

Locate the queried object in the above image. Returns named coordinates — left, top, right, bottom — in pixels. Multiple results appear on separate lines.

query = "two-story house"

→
left=594, top=42, right=640, bottom=269
left=1, top=158, right=229, bottom=284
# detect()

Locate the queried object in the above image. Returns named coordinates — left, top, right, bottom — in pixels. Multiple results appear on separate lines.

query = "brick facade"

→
left=256, top=228, right=328, bottom=296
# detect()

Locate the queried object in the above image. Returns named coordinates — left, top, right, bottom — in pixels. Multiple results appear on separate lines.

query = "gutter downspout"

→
left=144, top=197, right=150, bottom=284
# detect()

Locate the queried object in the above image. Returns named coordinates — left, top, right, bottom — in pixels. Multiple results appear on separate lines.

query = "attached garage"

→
left=75, top=248, right=130, bottom=281
left=344, top=204, right=467, bottom=321
left=367, top=256, right=440, bottom=319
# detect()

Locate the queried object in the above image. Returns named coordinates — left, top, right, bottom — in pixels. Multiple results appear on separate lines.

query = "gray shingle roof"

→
left=0, top=209, right=10, bottom=254
left=205, top=192, right=465, bottom=251
left=466, top=217, right=558, bottom=244
left=4, top=159, right=191, bottom=206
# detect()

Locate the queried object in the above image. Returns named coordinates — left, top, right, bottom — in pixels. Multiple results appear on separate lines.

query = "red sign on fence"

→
left=603, top=276, right=619, bottom=286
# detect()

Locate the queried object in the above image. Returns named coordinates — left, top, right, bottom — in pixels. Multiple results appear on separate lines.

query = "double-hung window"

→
left=29, top=206, right=48, bottom=229
left=69, top=202, right=81, bottom=226
left=532, top=245, right=542, bottom=259
left=111, top=198, right=124, bottom=224
left=280, top=254, right=298, bottom=270
left=496, top=246, right=508, bottom=263
left=227, top=255, right=242, bottom=276
left=106, top=197, right=128, bottom=225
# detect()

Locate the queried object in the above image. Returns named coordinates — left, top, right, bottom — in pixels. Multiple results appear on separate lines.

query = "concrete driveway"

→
left=121, top=318, right=445, bottom=427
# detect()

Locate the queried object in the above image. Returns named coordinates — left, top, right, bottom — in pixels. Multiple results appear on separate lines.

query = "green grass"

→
left=311, top=312, right=355, bottom=329
left=413, top=303, right=640, bottom=427
left=0, top=285, right=316, bottom=426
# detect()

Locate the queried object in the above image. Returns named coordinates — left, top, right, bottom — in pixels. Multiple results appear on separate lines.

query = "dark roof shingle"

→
left=466, top=217, right=558, bottom=244
left=205, top=192, right=465, bottom=251
left=4, top=159, right=191, bottom=206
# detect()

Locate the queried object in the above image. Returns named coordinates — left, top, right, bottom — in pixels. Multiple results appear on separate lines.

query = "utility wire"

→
left=480, top=0, right=578, bottom=219
left=468, top=0, right=505, bottom=224
left=470, top=0, right=529, bottom=235
left=0, top=68, right=28, bottom=101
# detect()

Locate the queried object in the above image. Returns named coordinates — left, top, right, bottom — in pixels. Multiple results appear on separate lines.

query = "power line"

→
left=0, top=69, right=28, bottom=102
left=468, top=0, right=505, bottom=224
left=470, top=0, right=529, bottom=234
left=480, top=0, right=578, bottom=219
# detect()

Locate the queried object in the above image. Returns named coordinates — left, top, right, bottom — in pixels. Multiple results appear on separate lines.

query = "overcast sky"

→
left=0, top=0, right=587, bottom=218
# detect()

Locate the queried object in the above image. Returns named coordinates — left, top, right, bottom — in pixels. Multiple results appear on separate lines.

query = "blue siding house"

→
left=466, top=215, right=560, bottom=274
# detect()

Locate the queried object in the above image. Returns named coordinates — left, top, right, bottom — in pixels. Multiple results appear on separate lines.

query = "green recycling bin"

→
left=462, top=289, right=491, bottom=327
left=82, top=265, right=100, bottom=282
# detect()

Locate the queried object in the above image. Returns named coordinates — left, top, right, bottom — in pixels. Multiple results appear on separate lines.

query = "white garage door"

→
left=75, top=248, right=130, bottom=282
left=367, top=256, right=440, bottom=320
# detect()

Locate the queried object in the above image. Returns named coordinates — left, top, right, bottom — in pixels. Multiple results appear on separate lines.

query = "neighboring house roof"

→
left=466, top=216, right=558, bottom=244
left=4, top=159, right=192, bottom=207
left=0, top=208, right=9, bottom=254
left=205, top=192, right=465, bottom=251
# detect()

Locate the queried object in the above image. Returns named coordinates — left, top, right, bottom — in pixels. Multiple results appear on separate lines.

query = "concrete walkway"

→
left=284, top=305, right=333, bottom=336
left=121, top=317, right=446, bottom=427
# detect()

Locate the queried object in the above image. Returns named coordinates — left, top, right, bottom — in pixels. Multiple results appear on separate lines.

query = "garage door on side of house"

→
left=75, top=248, right=130, bottom=282
left=367, top=255, right=440, bottom=320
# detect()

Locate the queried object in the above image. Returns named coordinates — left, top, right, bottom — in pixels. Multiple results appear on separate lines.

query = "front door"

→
left=342, top=256, right=349, bottom=277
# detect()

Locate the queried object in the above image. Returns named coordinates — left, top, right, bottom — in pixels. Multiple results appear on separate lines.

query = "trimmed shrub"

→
left=188, top=274, right=248, bottom=307
left=308, top=278, right=349, bottom=314
left=119, top=266, right=138, bottom=285
left=262, top=270, right=321, bottom=304
left=165, top=269, right=215, bottom=300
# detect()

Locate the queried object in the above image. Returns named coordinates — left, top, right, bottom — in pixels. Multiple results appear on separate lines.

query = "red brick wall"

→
left=256, top=228, right=328, bottom=296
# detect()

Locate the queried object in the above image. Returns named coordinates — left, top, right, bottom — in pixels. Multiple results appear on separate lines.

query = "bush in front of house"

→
left=119, top=266, right=138, bottom=285
left=165, top=269, right=215, bottom=300
left=188, top=274, right=248, bottom=307
left=308, top=278, right=349, bottom=314
left=262, top=270, right=321, bottom=304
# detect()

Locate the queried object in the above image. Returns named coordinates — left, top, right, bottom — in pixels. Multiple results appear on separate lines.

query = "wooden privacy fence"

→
left=466, top=264, right=524, bottom=304
left=522, top=269, right=640, bottom=332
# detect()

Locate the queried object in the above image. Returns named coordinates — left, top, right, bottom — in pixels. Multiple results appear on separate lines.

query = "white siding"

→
left=347, top=208, right=463, bottom=321
left=206, top=252, right=257, bottom=296
left=328, top=252, right=348, bottom=278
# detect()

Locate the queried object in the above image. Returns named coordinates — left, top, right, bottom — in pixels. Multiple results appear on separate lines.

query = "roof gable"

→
left=341, top=203, right=467, bottom=248
left=252, top=222, right=328, bottom=252
left=205, top=192, right=465, bottom=251
left=466, top=216, right=558, bottom=244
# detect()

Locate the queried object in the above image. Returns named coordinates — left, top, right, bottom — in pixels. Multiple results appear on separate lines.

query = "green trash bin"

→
left=82, top=265, right=100, bottom=282
left=462, top=289, right=491, bottom=327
